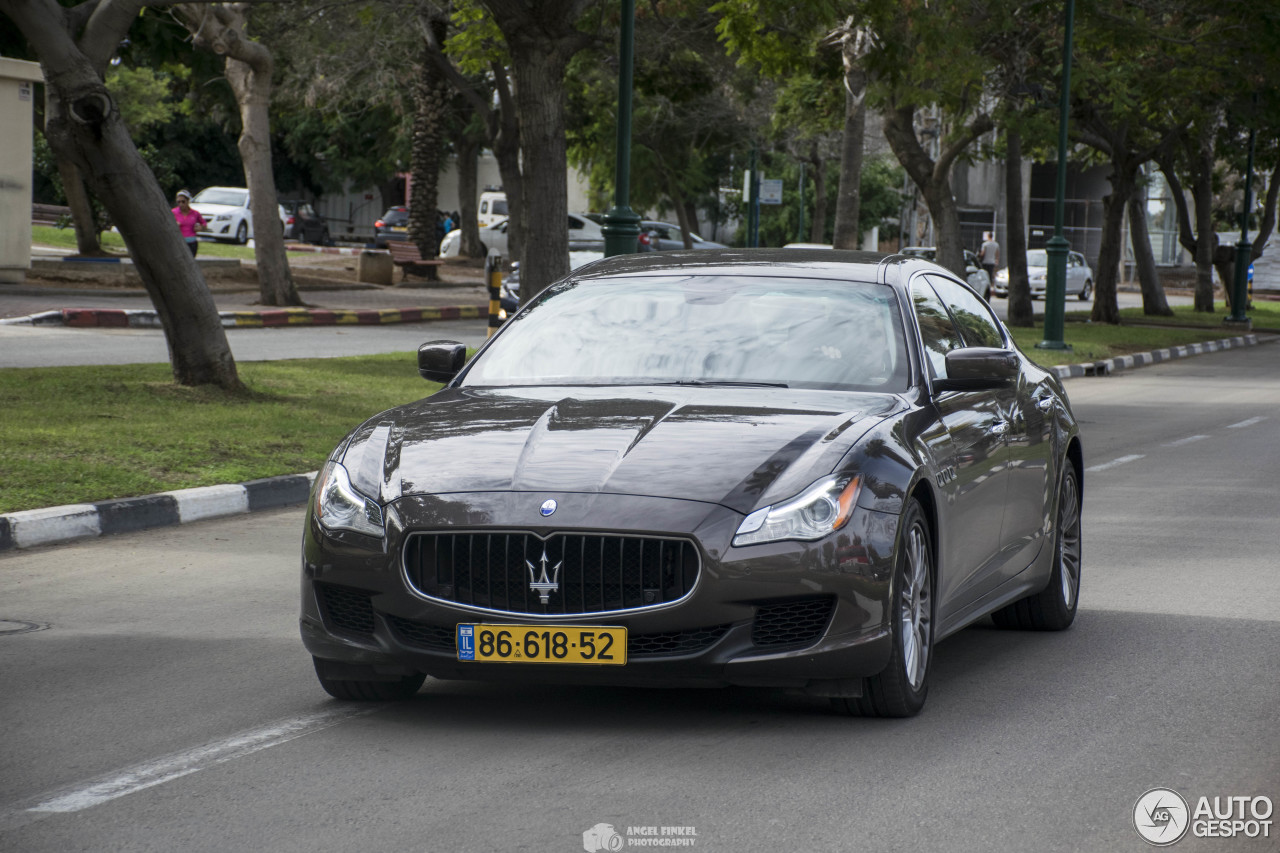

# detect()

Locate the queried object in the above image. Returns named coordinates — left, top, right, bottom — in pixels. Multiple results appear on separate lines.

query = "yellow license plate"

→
left=457, top=624, right=627, bottom=665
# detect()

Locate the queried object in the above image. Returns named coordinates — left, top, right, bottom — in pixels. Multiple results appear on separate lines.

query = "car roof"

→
left=568, top=248, right=945, bottom=289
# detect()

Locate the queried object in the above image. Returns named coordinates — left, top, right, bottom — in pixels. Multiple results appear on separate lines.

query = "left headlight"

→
left=732, top=475, right=862, bottom=547
left=314, top=461, right=385, bottom=538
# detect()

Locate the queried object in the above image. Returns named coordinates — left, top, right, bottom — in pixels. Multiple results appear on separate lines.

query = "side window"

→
left=926, top=275, right=1005, bottom=349
left=494, top=200, right=508, bottom=215
left=568, top=216, right=583, bottom=230
left=911, top=277, right=963, bottom=379
left=480, top=201, right=489, bottom=214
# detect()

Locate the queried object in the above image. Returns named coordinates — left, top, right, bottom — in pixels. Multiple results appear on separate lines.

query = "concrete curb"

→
left=0, top=473, right=316, bottom=553
left=0, top=333, right=1270, bottom=555
left=0, top=305, right=486, bottom=328
left=1046, top=333, right=1261, bottom=380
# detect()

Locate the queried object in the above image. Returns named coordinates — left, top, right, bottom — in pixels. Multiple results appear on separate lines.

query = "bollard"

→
left=486, top=255, right=503, bottom=338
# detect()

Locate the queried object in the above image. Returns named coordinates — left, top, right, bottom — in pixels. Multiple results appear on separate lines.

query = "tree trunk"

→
left=491, top=66, right=523, bottom=263
left=8, top=0, right=240, bottom=389
left=1126, top=186, right=1172, bottom=316
left=883, top=102, right=993, bottom=277
left=1004, top=129, right=1034, bottom=327
left=58, top=160, right=105, bottom=255
left=831, top=78, right=865, bottom=250
left=1190, top=139, right=1217, bottom=312
left=407, top=21, right=450, bottom=282
left=506, top=41, right=572, bottom=299
left=1090, top=162, right=1133, bottom=324
left=809, top=142, right=828, bottom=244
left=456, top=135, right=484, bottom=258
left=178, top=3, right=300, bottom=307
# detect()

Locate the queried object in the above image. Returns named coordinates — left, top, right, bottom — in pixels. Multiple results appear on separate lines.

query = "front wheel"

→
left=993, top=464, right=1081, bottom=630
left=1079, top=280, right=1093, bottom=301
left=313, top=657, right=425, bottom=701
left=833, top=498, right=933, bottom=718
left=235, top=220, right=249, bottom=244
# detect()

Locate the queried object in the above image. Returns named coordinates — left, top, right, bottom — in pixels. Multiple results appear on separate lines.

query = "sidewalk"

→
left=1, top=246, right=491, bottom=325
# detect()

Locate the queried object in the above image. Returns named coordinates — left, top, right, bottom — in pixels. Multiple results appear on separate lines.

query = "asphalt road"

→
left=0, top=289, right=1193, bottom=368
left=0, top=319, right=494, bottom=368
left=2, top=344, right=1278, bottom=852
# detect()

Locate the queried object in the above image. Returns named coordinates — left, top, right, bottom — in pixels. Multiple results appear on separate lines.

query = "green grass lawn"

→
left=1102, top=300, right=1280, bottom=330
left=32, top=224, right=259, bottom=260
left=1, top=300, right=1269, bottom=512
left=0, top=355, right=441, bottom=513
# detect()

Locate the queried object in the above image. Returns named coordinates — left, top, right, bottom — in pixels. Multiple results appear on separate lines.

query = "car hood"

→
left=340, top=386, right=901, bottom=514
left=190, top=202, right=245, bottom=216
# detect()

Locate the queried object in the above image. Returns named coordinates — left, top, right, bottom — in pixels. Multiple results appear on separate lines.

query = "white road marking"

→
left=1227, top=416, right=1267, bottom=429
left=1085, top=454, right=1145, bottom=473
left=17, top=706, right=377, bottom=819
left=1162, top=434, right=1209, bottom=447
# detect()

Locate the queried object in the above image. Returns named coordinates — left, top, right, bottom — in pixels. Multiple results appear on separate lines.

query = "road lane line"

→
left=1085, top=454, right=1145, bottom=473
left=1226, top=416, right=1267, bottom=429
left=1162, top=435, right=1209, bottom=447
left=6, top=706, right=377, bottom=824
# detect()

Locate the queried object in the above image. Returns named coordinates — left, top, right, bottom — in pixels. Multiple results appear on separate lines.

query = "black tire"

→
left=1079, top=280, right=1093, bottom=301
left=235, top=220, right=249, bottom=245
left=833, top=498, right=933, bottom=718
left=313, top=657, right=425, bottom=701
left=319, top=228, right=331, bottom=246
left=992, top=465, right=1081, bottom=631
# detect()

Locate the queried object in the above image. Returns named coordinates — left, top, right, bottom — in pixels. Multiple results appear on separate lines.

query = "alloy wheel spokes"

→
left=900, top=524, right=931, bottom=689
left=1059, top=474, right=1082, bottom=607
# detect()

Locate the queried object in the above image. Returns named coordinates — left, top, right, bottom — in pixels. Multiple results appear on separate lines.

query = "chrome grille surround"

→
left=401, top=530, right=702, bottom=618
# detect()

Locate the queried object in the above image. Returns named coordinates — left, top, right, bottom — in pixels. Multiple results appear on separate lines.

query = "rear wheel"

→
left=1079, top=280, right=1093, bottom=301
left=992, top=465, right=1081, bottom=630
left=313, top=657, right=425, bottom=701
left=833, top=498, right=933, bottom=718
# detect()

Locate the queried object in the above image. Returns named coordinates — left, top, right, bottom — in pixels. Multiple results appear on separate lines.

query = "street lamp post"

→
left=1037, top=0, right=1075, bottom=351
left=602, top=0, right=640, bottom=257
left=1226, top=123, right=1256, bottom=327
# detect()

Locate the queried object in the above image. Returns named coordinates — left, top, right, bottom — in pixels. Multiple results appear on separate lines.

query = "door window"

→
left=925, top=275, right=1005, bottom=348
left=911, top=278, right=964, bottom=379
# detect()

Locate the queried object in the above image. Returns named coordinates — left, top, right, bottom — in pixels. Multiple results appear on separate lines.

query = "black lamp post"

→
left=602, top=0, right=640, bottom=257
left=1037, top=0, right=1075, bottom=351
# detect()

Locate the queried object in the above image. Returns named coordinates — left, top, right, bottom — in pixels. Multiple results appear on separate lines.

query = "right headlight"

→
left=314, top=460, right=385, bottom=538
left=732, top=475, right=862, bottom=547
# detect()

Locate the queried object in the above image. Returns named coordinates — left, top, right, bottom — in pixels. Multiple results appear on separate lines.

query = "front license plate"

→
left=457, top=624, right=627, bottom=665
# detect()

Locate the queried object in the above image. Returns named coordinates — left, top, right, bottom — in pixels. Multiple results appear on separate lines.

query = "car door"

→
left=927, top=274, right=1052, bottom=588
left=910, top=275, right=1011, bottom=617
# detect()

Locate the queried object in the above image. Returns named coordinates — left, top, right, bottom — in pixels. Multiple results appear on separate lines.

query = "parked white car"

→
left=993, top=249, right=1094, bottom=300
left=190, top=187, right=288, bottom=245
left=439, top=213, right=604, bottom=258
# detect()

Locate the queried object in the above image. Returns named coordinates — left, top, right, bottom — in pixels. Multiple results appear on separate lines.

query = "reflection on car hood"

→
left=190, top=202, right=245, bottom=215
left=340, top=386, right=901, bottom=514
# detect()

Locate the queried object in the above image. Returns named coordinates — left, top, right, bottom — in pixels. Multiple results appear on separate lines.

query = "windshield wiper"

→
left=656, top=379, right=790, bottom=388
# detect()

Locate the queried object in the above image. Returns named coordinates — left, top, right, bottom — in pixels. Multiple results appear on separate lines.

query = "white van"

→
left=478, top=190, right=508, bottom=227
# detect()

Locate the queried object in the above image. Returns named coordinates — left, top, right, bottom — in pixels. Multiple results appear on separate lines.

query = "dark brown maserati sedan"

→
left=300, top=249, right=1083, bottom=717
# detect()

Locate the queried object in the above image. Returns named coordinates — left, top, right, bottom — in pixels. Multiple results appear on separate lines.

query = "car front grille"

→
left=387, top=614, right=730, bottom=660
left=403, top=532, right=700, bottom=617
left=316, top=583, right=376, bottom=638
left=751, top=597, right=836, bottom=650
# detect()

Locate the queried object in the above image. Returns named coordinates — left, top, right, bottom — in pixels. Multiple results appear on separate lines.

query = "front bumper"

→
left=300, top=491, right=899, bottom=692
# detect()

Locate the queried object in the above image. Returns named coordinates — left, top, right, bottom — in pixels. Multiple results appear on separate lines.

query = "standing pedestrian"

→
left=172, top=190, right=207, bottom=256
left=979, top=231, right=1000, bottom=287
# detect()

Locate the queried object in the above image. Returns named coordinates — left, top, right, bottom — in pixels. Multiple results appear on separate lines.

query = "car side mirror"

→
left=934, top=348, right=1020, bottom=392
left=418, top=341, right=467, bottom=383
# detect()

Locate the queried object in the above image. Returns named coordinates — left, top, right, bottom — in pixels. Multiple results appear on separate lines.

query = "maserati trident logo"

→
left=526, top=550, right=563, bottom=603
left=540, top=499, right=558, bottom=517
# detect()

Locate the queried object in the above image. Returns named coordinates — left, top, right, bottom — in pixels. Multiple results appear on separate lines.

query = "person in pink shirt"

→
left=172, top=189, right=208, bottom=256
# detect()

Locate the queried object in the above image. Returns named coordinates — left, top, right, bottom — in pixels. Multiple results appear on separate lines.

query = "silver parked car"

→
left=993, top=249, right=1094, bottom=301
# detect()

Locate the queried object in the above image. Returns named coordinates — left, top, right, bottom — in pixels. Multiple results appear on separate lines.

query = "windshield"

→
left=464, top=275, right=909, bottom=392
left=1027, top=249, right=1048, bottom=267
left=192, top=188, right=248, bottom=206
